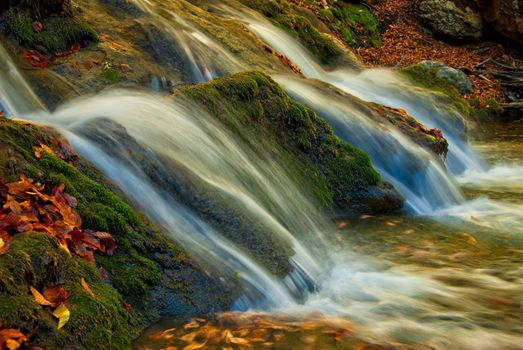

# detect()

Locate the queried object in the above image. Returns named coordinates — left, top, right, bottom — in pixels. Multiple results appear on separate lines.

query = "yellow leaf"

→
left=30, top=286, right=52, bottom=306
left=81, top=278, right=95, bottom=297
left=53, top=303, right=70, bottom=330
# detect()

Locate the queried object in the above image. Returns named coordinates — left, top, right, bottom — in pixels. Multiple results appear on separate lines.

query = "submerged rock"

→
left=418, top=0, right=483, bottom=41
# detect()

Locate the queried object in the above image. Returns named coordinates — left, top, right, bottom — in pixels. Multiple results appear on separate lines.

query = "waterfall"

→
left=129, top=0, right=242, bottom=84
left=218, top=7, right=492, bottom=214
left=23, top=90, right=332, bottom=308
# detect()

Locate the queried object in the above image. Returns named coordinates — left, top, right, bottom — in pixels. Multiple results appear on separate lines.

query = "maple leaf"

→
left=44, top=285, right=69, bottom=308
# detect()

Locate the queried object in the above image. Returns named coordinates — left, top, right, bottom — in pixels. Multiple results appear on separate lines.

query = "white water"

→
left=0, top=44, right=45, bottom=116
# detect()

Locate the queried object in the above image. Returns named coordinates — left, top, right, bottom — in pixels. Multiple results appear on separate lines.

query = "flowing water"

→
left=1, top=3, right=523, bottom=348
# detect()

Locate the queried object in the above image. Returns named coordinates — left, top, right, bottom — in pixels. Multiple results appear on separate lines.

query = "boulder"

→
left=414, top=60, right=473, bottom=95
left=418, top=0, right=483, bottom=41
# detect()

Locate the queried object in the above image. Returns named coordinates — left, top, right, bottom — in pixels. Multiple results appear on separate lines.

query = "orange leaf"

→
left=30, top=286, right=52, bottom=306
left=81, top=278, right=95, bottom=297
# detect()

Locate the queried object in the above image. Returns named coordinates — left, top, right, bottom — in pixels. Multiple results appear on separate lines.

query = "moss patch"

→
left=177, top=71, right=380, bottom=209
left=319, top=3, right=381, bottom=48
left=6, top=8, right=98, bottom=54
left=0, top=233, right=130, bottom=349
left=400, top=64, right=471, bottom=116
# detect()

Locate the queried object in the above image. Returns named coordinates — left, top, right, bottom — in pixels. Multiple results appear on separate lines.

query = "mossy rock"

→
left=177, top=71, right=386, bottom=211
left=320, top=3, right=381, bottom=48
left=0, top=233, right=130, bottom=349
left=400, top=62, right=472, bottom=117
left=0, top=116, right=230, bottom=348
left=6, top=7, right=98, bottom=54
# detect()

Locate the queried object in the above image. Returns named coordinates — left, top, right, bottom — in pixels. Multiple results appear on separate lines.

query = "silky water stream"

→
left=1, top=7, right=523, bottom=348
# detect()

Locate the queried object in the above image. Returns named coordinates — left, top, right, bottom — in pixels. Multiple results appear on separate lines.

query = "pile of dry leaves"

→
left=0, top=175, right=116, bottom=263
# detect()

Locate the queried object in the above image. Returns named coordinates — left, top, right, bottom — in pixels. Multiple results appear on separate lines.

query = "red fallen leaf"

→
left=32, top=21, right=43, bottom=32
left=71, top=43, right=81, bottom=52
left=43, top=285, right=69, bottom=307
left=16, top=221, right=33, bottom=233
left=6, top=175, right=33, bottom=193
left=63, top=193, right=77, bottom=208
left=0, top=327, right=28, bottom=350
left=81, top=278, right=95, bottom=297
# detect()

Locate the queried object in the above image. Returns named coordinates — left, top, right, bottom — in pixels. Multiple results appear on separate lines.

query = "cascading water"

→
left=222, top=7, right=523, bottom=226
left=2, top=3, right=523, bottom=346
left=23, top=90, right=332, bottom=309
left=0, top=44, right=45, bottom=116
left=279, top=76, right=465, bottom=213
left=130, top=0, right=242, bottom=84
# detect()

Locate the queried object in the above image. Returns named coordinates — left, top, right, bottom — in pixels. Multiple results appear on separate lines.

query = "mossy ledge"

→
left=177, top=71, right=403, bottom=214
left=3, top=0, right=98, bottom=54
left=0, top=117, right=230, bottom=349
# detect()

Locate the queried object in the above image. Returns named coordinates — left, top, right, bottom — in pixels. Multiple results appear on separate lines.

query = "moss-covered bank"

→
left=0, top=117, right=230, bottom=348
left=2, top=0, right=98, bottom=54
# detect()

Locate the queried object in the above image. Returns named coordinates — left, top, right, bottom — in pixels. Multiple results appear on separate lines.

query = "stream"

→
left=133, top=122, right=523, bottom=349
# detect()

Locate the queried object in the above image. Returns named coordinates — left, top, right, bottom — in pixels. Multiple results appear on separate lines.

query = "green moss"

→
left=178, top=71, right=380, bottom=208
left=101, top=63, right=122, bottom=82
left=239, top=0, right=342, bottom=65
left=0, top=233, right=130, bottom=349
left=400, top=64, right=471, bottom=116
left=320, top=4, right=381, bottom=48
left=6, top=8, right=98, bottom=54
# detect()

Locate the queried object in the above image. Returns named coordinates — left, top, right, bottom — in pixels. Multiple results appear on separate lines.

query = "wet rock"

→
left=418, top=0, right=483, bottom=41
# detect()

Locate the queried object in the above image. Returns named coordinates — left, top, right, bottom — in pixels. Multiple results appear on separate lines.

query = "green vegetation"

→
left=178, top=71, right=380, bottom=208
left=239, top=0, right=342, bottom=65
left=0, top=233, right=130, bottom=349
left=319, top=3, right=381, bottom=48
left=5, top=7, right=98, bottom=54
left=101, top=63, right=122, bottom=82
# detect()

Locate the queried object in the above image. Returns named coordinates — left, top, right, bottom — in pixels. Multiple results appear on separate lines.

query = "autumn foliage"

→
left=0, top=175, right=116, bottom=263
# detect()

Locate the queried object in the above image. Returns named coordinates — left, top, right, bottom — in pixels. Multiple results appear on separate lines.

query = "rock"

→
left=475, top=0, right=523, bottom=44
left=409, top=60, right=473, bottom=95
left=418, top=0, right=483, bottom=41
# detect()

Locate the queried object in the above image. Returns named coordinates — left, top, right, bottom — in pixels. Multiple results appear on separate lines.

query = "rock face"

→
left=418, top=0, right=483, bottom=41
left=476, top=0, right=523, bottom=44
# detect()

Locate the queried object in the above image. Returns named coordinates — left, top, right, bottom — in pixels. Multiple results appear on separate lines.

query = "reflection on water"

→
left=135, top=123, right=523, bottom=349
